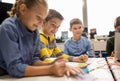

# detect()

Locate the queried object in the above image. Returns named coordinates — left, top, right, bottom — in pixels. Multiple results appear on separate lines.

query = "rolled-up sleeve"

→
left=31, top=31, right=41, bottom=64
left=0, top=26, right=27, bottom=77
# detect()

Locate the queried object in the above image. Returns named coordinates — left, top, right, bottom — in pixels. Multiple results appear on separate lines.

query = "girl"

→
left=0, top=0, right=83, bottom=78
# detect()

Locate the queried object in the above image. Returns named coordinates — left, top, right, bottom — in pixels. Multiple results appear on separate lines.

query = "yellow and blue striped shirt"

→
left=39, top=30, right=73, bottom=62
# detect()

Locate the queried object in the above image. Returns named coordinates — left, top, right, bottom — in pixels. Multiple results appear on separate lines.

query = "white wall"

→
left=3, top=0, right=120, bottom=37
left=87, top=0, right=120, bottom=35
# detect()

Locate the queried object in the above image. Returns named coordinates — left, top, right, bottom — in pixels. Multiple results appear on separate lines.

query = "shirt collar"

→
left=71, top=36, right=83, bottom=42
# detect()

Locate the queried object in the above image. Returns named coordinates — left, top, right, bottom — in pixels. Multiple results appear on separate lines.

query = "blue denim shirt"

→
left=64, top=36, right=93, bottom=57
left=0, top=15, right=40, bottom=77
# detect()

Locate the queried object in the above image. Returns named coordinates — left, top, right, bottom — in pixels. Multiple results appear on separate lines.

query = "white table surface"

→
left=87, top=58, right=114, bottom=81
left=107, top=57, right=120, bottom=81
left=0, top=58, right=115, bottom=81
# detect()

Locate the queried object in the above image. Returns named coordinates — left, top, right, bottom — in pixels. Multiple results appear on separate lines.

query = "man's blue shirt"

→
left=0, top=15, right=40, bottom=77
left=64, top=36, right=93, bottom=57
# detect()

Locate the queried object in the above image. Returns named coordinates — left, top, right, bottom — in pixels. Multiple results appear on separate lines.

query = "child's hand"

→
left=73, top=54, right=88, bottom=63
left=50, top=56, right=85, bottom=77
left=50, top=57, right=67, bottom=77
left=65, top=65, right=84, bottom=77
left=80, top=54, right=88, bottom=62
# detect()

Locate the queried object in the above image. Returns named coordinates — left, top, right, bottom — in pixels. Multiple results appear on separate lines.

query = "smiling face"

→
left=43, top=17, right=63, bottom=36
left=70, top=23, right=84, bottom=37
left=19, top=4, right=48, bottom=31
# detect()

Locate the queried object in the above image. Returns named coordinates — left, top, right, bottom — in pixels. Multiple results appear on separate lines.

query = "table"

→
left=107, top=57, right=120, bottom=81
left=0, top=58, right=115, bottom=81
left=87, top=58, right=114, bottom=81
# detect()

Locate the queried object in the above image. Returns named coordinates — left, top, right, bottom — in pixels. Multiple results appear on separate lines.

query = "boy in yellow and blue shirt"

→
left=40, top=31, right=73, bottom=62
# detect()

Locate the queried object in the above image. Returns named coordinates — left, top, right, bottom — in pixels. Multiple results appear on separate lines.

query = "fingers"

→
left=51, top=60, right=66, bottom=77
left=66, top=70, right=70, bottom=77
left=65, top=65, right=84, bottom=76
left=79, top=54, right=88, bottom=62
left=56, top=62, right=66, bottom=77
left=51, top=55, right=88, bottom=77
left=52, top=60, right=85, bottom=77
left=83, top=54, right=88, bottom=62
left=71, top=67, right=84, bottom=75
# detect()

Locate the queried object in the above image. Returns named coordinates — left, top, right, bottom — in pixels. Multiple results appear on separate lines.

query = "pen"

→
left=89, top=66, right=100, bottom=72
left=89, top=64, right=106, bottom=72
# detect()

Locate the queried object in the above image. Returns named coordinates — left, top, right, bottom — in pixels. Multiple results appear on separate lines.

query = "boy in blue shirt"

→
left=64, top=18, right=93, bottom=57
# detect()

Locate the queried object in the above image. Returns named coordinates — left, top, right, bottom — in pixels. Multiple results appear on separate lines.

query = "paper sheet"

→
left=75, top=74, right=95, bottom=81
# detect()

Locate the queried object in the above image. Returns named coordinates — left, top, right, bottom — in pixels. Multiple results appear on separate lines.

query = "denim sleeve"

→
left=31, top=31, right=41, bottom=64
left=0, top=26, right=27, bottom=77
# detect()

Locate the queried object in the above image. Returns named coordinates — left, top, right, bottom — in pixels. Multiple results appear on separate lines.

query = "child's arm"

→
left=24, top=57, right=67, bottom=77
left=29, top=57, right=84, bottom=77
